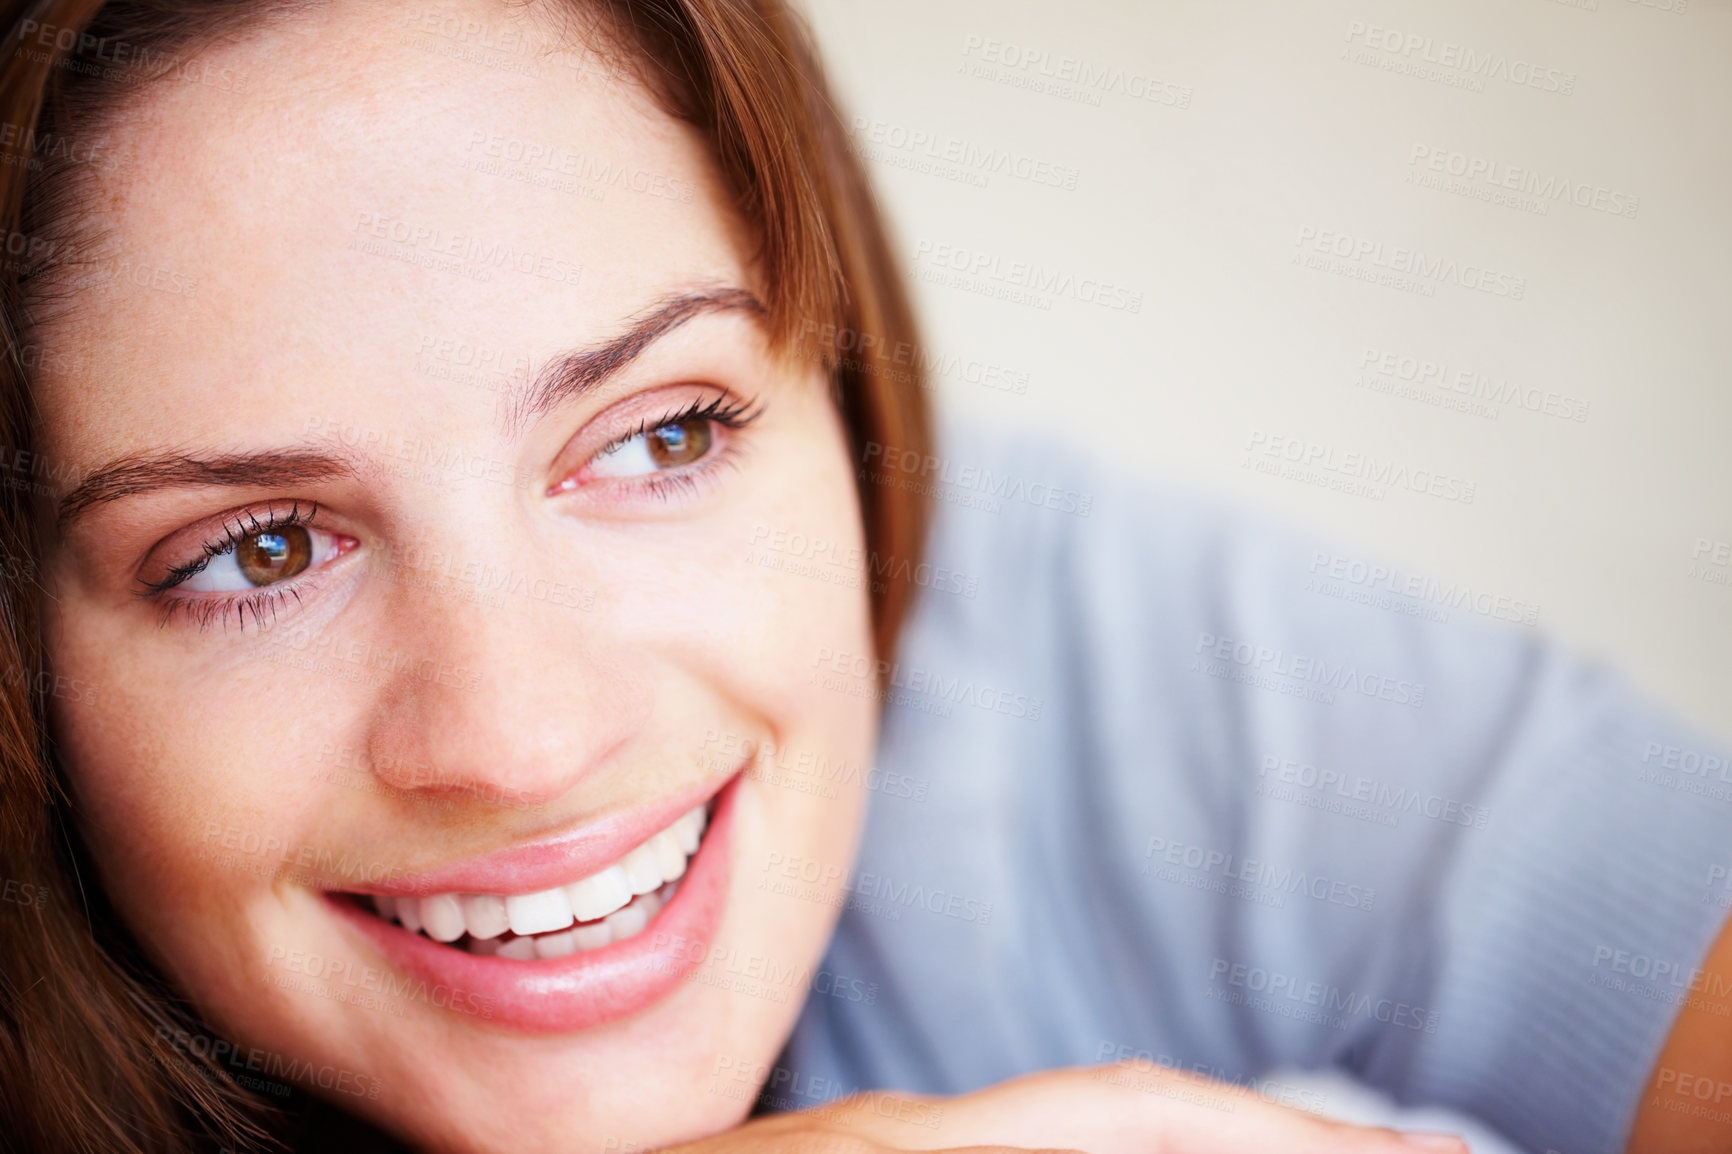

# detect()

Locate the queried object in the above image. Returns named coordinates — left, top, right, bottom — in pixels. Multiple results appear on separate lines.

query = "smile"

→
left=366, top=804, right=708, bottom=959
left=327, top=771, right=740, bottom=1034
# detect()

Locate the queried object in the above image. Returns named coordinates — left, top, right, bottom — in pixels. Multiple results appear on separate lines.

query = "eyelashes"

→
left=615, top=393, right=763, bottom=450
left=135, top=501, right=331, bottom=633
left=138, top=501, right=321, bottom=596
left=137, top=392, right=764, bottom=633
left=149, top=584, right=307, bottom=633
left=564, top=393, right=762, bottom=503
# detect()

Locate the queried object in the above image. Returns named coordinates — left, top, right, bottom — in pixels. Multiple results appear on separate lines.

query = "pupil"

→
left=648, top=419, right=711, bottom=468
left=235, top=525, right=312, bottom=587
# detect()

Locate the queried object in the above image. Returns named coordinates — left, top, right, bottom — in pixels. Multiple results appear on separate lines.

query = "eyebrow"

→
left=56, top=449, right=360, bottom=535
left=53, top=286, right=768, bottom=534
left=503, top=286, right=766, bottom=435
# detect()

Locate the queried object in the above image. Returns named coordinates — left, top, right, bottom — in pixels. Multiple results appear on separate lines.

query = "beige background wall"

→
left=801, top=0, right=1732, bottom=746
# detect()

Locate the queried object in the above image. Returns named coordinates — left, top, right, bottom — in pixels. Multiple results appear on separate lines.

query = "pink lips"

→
left=327, top=772, right=739, bottom=1034
left=358, top=773, right=732, bottom=899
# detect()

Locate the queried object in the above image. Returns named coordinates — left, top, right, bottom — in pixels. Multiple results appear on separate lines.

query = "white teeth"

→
left=460, top=894, right=511, bottom=940
left=421, top=894, right=467, bottom=943
left=506, top=887, right=575, bottom=936
left=534, top=927, right=580, bottom=959
left=496, top=936, right=539, bottom=961
left=565, top=865, right=633, bottom=922
left=571, top=920, right=612, bottom=951
left=674, top=808, right=703, bottom=855
left=604, top=900, right=648, bottom=942
left=652, top=829, right=688, bottom=882
left=375, top=802, right=710, bottom=957
left=470, top=893, right=667, bottom=958
left=620, top=841, right=665, bottom=895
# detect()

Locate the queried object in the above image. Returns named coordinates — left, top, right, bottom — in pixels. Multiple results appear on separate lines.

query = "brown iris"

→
left=234, top=525, right=312, bottom=586
left=646, top=419, right=712, bottom=468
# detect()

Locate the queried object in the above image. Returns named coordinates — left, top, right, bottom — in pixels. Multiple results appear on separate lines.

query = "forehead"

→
left=31, top=0, right=747, bottom=462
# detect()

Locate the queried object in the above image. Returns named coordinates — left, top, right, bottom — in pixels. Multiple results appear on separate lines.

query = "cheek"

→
left=610, top=395, right=878, bottom=1022
left=600, top=388, right=877, bottom=757
left=43, top=600, right=348, bottom=989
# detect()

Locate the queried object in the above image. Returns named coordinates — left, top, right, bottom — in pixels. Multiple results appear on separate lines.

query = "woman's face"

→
left=30, top=2, right=876, bottom=1149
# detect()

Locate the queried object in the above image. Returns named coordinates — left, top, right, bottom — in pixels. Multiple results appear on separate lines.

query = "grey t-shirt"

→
left=778, top=421, right=1731, bottom=1154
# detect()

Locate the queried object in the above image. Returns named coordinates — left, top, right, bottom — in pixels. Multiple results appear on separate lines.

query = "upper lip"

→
left=341, top=769, right=736, bottom=899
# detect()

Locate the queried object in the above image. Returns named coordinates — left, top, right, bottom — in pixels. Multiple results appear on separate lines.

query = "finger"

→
left=1160, top=1109, right=1470, bottom=1154
left=939, top=1148, right=1092, bottom=1154
left=942, top=1143, right=1087, bottom=1150
left=1385, top=1132, right=1469, bottom=1153
left=943, top=1066, right=1468, bottom=1154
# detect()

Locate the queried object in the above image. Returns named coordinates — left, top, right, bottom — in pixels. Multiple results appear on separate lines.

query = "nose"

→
left=358, top=549, right=650, bottom=812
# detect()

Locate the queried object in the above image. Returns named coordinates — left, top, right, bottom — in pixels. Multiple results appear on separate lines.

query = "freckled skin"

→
left=32, top=2, right=875, bottom=1150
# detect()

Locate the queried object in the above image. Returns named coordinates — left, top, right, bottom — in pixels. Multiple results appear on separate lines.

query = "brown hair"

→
left=0, top=2, right=932, bottom=1150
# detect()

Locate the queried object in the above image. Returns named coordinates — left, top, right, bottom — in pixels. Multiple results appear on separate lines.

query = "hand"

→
left=665, top=1063, right=1469, bottom=1153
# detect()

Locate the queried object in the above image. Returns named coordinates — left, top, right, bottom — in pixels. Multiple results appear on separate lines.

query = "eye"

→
left=588, top=417, right=715, bottom=478
left=174, top=522, right=346, bottom=593
left=548, top=392, right=762, bottom=500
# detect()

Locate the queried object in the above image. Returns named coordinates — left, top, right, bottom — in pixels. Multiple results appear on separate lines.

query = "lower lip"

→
left=327, top=774, right=738, bottom=1034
